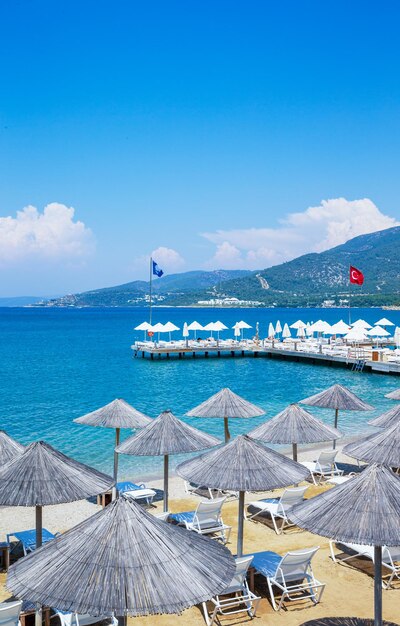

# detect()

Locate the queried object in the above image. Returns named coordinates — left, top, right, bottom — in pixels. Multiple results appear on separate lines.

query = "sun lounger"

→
left=202, top=556, right=260, bottom=626
left=116, top=481, right=156, bottom=505
left=329, top=541, right=400, bottom=588
left=6, top=529, right=57, bottom=556
left=246, top=486, right=308, bottom=533
left=54, top=611, right=118, bottom=626
left=168, top=497, right=231, bottom=544
left=300, top=450, right=344, bottom=485
left=184, top=480, right=223, bottom=500
left=249, top=547, right=325, bottom=611
left=0, top=600, right=22, bottom=626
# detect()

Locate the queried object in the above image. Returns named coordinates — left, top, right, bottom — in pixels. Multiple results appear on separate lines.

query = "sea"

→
left=1, top=306, right=399, bottom=480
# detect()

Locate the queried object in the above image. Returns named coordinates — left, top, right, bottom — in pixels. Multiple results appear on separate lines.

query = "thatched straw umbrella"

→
left=0, top=430, right=25, bottom=465
left=300, top=384, right=373, bottom=449
left=248, top=403, right=341, bottom=461
left=186, top=387, right=265, bottom=442
left=343, top=423, right=400, bottom=469
left=290, top=464, right=400, bottom=626
left=385, top=388, right=400, bottom=400
left=116, top=411, right=220, bottom=511
left=74, top=398, right=152, bottom=484
left=369, top=404, right=400, bottom=429
left=0, top=441, right=113, bottom=549
left=7, top=496, right=235, bottom=619
left=176, top=434, right=310, bottom=556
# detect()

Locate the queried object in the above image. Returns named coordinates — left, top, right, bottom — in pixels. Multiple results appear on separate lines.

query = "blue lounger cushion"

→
left=7, top=528, right=56, bottom=552
left=245, top=550, right=282, bottom=578
left=168, top=511, right=195, bottom=524
left=116, top=481, right=145, bottom=493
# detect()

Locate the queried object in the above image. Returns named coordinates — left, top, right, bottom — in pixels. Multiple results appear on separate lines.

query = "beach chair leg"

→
left=267, top=578, right=278, bottom=611
left=329, top=540, right=338, bottom=562
left=201, top=602, right=212, bottom=626
left=310, top=472, right=318, bottom=486
left=271, top=514, right=281, bottom=535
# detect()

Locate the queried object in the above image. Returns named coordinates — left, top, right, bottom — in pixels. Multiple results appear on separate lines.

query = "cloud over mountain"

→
left=202, top=198, right=399, bottom=270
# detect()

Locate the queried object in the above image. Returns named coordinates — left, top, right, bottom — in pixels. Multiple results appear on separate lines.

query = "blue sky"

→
left=1, top=1, right=400, bottom=295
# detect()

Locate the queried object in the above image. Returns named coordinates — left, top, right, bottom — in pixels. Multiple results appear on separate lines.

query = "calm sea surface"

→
left=1, top=306, right=399, bottom=480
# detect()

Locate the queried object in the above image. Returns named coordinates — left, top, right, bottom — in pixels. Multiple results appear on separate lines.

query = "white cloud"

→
left=0, top=203, right=94, bottom=263
left=151, top=246, right=185, bottom=271
left=203, top=197, right=399, bottom=269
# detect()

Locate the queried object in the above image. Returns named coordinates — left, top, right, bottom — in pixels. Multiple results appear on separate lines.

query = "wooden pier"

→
left=132, top=342, right=400, bottom=376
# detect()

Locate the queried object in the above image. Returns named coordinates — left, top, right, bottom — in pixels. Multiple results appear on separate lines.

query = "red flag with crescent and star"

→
left=350, top=265, right=364, bottom=285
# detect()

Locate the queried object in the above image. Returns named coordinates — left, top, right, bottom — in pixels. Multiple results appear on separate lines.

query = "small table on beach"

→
left=20, top=604, right=51, bottom=626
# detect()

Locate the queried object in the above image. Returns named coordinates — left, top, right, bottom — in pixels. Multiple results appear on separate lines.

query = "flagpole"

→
left=348, top=265, right=352, bottom=326
left=149, top=256, right=153, bottom=325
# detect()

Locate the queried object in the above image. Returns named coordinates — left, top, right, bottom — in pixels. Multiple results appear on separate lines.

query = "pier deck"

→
left=132, top=342, right=400, bottom=376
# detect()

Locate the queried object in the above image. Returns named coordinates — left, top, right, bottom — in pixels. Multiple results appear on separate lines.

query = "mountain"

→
left=42, top=226, right=400, bottom=308
left=217, top=226, right=400, bottom=306
left=46, top=270, right=252, bottom=307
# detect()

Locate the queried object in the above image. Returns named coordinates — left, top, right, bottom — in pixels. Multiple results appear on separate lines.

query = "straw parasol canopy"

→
left=7, top=496, right=235, bottom=618
left=290, top=464, right=400, bottom=626
left=0, top=441, right=113, bottom=548
left=116, top=410, right=220, bottom=511
left=300, top=384, right=373, bottom=448
left=0, top=430, right=25, bottom=466
left=74, top=399, right=152, bottom=484
left=249, top=403, right=341, bottom=461
left=369, top=404, right=400, bottom=429
left=343, top=422, right=400, bottom=468
left=186, top=387, right=265, bottom=442
left=385, top=388, right=400, bottom=401
left=176, top=434, right=310, bottom=556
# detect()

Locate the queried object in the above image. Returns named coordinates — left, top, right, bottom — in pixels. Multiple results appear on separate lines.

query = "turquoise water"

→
left=1, top=306, right=399, bottom=480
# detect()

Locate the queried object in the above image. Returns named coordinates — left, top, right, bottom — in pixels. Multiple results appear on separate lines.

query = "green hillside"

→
left=43, top=226, right=400, bottom=307
left=217, top=226, right=400, bottom=306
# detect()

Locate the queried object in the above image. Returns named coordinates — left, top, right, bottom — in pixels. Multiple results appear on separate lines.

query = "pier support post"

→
left=231, top=351, right=235, bottom=357
left=205, top=351, right=209, bottom=358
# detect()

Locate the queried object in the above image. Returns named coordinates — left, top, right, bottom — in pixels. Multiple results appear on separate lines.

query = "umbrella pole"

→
left=35, top=505, right=43, bottom=626
left=224, top=417, right=230, bottom=442
left=374, top=546, right=383, bottom=626
left=237, top=491, right=245, bottom=558
left=113, top=428, right=120, bottom=500
left=292, top=443, right=298, bottom=462
left=333, top=409, right=339, bottom=449
left=163, top=454, right=169, bottom=512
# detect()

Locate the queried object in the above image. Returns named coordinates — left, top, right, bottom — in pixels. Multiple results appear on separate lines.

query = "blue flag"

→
left=152, top=260, right=164, bottom=277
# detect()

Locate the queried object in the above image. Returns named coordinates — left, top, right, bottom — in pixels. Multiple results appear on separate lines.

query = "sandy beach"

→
left=0, top=444, right=398, bottom=625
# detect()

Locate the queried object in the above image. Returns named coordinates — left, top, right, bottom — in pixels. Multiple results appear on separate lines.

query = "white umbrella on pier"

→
left=135, top=321, right=152, bottom=340
left=275, top=320, right=282, bottom=336
left=394, top=326, right=400, bottom=348
left=183, top=322, right=189, bottom=346
left=150, top=322, right=167, bottom=342
left=367, top=326, right=390, bottom=337
left=351, top=319, right=372, bottom=329
left=375, top=317, right=394, bottom=328
left=309, top=320, right=330, bottom=334
left=282, top=323, right=291, bottom=339
left=232, top=320, right=252, bottom=340
left=290, top=319, right=306, bottom=329
left=344, top=327, right=368, bottom=343
left=268, top=322, right=275, bottom=338
left=306, top=322, right=313, bottom=336
left=367, top=325, right=390, bottom=348
left=214, top=321, right=228, bottom=342
left=330, top=320, right=351, bottom=335
left=164, top=321, right=180, bottom=341
left=187, top=321, right=204, bottom=338
left=203, top=322, right=217, bottom=337
left=297, top=325, right=306, bottom=338
left=233, top=324, right=241, bottom=341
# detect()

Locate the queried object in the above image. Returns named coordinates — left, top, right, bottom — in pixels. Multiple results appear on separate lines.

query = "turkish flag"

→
left=350, top=265, right=364, bottom=285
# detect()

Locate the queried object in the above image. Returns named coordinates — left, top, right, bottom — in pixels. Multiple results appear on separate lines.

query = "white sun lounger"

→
left=168, top=497, right=232, bottom=544
left=54, top=612, right=118, bottom=626
left=246, top=486, right=308, bottom=533
left=329, top=541, right=400, bottom=588
left=0, top=601, right=22, bottom=626
left=250, top=547, right=325, bottom=611
left=300, top=450, right=343, bottom=485
left=202, top=556, right=260, bottom=626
